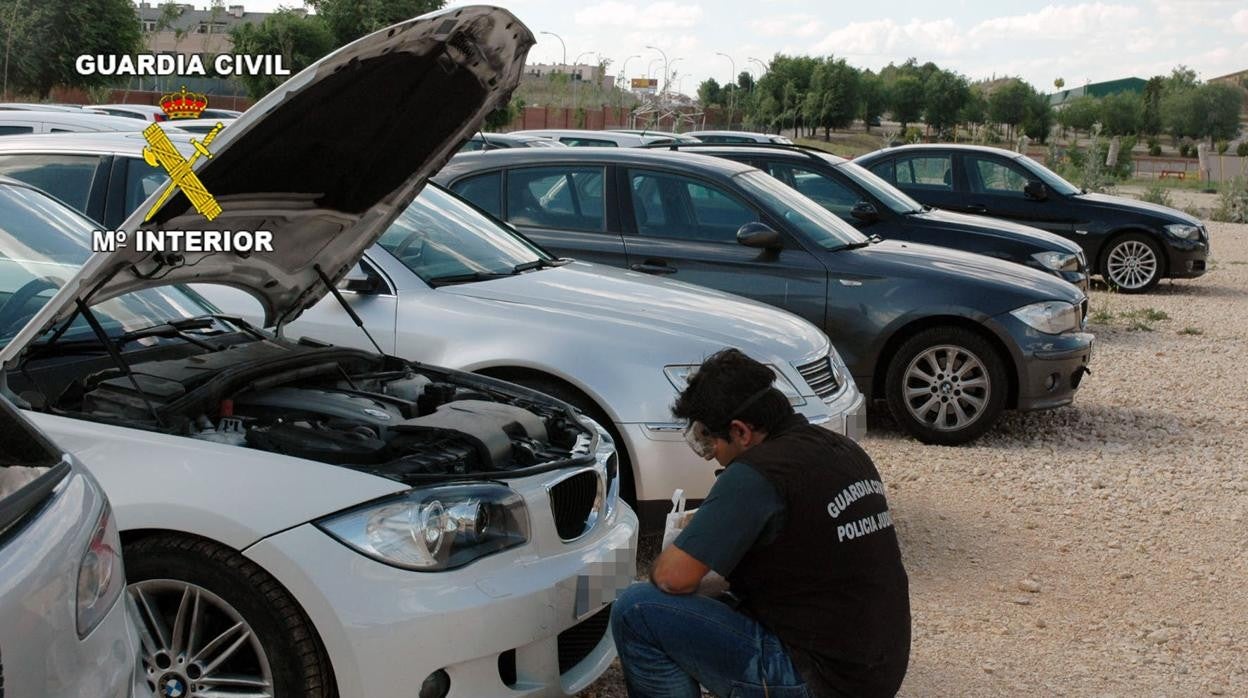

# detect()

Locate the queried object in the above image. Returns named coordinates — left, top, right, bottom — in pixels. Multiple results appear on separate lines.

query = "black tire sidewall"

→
left=125, top=537, right=321, bottom=697
left=885, top=327, right=1008, bottom=445
left=1101, top=233, right=1164, bottom=293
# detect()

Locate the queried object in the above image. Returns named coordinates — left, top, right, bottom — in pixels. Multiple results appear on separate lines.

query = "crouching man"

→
left=610, top=348, right=911, bottom=697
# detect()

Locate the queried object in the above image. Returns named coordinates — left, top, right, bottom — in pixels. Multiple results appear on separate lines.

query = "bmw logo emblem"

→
left=160, top=675, right=187, bottom=697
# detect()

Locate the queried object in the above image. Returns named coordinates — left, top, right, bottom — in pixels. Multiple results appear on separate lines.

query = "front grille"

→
left=1080, top=299, right=1089, bottom=327
left=796, top=356, right=841, bottom=401
left=549, top=470, right=599, bottom=540
left=558, top=603, right=612, bottom=674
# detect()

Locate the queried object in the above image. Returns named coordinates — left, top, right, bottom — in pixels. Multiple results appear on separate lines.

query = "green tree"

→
left=1164, top=65, right=1198, bottom=93
left=230, top=9, right=336, bottom=99
left=1098, top=92, right=1141, bottom=136
left=805, top=57, right=860, bottom=138
left=308, top=0, right=446, bottom=46
left=888, top=75, right=924, bottom=131
left=1058, top=95, right=1099, bottom=135
left=923, top=69, right=969, bottom=135
left=1162, top=83, right=1243, bottom=143
left=1141, top=76, right=1164, bottom=135
left=988, top=79, right=1032, bottom=139
left=1021, top=90, right=1053, bottom=142
left=960, top=85, right=988, bottom=128
left=697, top=77, right=722, bottom=107
left=858, top=70, right=884, bottom=131
left=1, top=0, right=142, bottom=99
left=483, top=96, right=522, bottom=130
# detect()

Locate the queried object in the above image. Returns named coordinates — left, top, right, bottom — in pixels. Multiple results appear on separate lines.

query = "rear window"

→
left=0, top=153, right=102, bottom=211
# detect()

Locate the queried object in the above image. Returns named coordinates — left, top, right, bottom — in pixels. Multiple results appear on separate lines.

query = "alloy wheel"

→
left=903, top=344, right=991, bottom=432
left=1106, top=240, right=1158, bottom=290
left=130, top=580, right=274, bottom=698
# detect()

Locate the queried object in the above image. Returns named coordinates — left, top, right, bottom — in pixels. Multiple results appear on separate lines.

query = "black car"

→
left=435, top=148, right=1094, bottom=445
left=854, top=144, right=1210, bottom=293
left=650, top=142, right=1090, bottom=290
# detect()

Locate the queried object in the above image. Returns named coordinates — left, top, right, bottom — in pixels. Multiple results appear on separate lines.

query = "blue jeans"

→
left=610, top=582, right=811, bottom=698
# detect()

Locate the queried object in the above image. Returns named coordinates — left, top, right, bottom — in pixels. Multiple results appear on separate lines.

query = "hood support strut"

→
left=313, top=264, right=384, bottom=355
left=75, top=299, right=166, bottom=429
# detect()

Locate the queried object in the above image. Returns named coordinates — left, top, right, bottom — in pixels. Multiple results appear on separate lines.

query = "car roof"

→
left=859, top=143, right=1026, bottom=160
left=0, top=103, right=86, bottom=112
left=686, top=130, right=778, bottom=138
left=0, top=130, right=192, bottom=154
left=0, top=110, right=157, bottom=131
left=648, top=142, right=849, bottom=166
left=90, top=103, right=164, bottom=113
left=439, top=146, right=758, bottom=178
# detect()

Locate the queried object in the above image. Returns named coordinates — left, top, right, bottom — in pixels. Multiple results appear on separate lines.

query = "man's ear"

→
left=729, top=419, right=752, bottom=445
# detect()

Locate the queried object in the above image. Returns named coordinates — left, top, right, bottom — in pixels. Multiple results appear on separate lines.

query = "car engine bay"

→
left=12, top=335, right=594, bottom=484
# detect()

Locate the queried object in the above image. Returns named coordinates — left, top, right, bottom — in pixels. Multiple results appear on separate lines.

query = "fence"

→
left=506, top=105, right=728, bottom=132
left=47, top=87, right=255, bottom=112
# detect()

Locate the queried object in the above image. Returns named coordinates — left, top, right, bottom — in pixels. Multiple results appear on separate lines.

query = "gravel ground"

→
left=581, top=221, right=1248, bottom=697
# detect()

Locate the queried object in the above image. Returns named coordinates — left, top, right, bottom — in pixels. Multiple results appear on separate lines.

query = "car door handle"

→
left=966, top=203, right=988, bottom=213
left=630, top=262, right=677, bottom=275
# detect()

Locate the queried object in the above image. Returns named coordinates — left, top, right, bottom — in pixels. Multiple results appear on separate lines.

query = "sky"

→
left=203, top=0, right=1248, bottom=96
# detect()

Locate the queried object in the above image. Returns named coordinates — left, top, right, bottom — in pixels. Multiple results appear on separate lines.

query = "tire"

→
left=1101, top=233, right=1163, bottom=293
left=125, top=534, right=335, bottom=698
left=505, top=375, right=638, bottom=507
left=884, top=327, right=1008, bottom=446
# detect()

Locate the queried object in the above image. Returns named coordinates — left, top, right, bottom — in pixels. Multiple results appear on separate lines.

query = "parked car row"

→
left=0, top=7, right=1211, bottom=696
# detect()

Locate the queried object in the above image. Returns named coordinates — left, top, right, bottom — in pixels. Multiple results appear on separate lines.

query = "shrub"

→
left=904, top=126, right=924, bottom=144
left=1140, top=183, right=1173, bottom=207
left=1238, top=142, right=1248, bottom=157
left=1216, top=141, right=1229, bottom=155
left=1149, top=143, right=1162, bottom=156
left=1211, top=177, right=1248, bottom=223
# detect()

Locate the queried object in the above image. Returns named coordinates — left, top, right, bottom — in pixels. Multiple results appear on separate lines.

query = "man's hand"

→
left=650, top=544, right=710, bottom=594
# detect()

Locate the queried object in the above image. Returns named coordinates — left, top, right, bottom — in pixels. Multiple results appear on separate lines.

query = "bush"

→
left=1216, top=141, right=1230, bottom=155
left=1140, top=183, right=1173, bottom=207
left=903, top=126, right=924, bottom=144
left=1238, top=142, right=1248, bottom=157
left=1211, top=178, right=1248, bottom=223
left=1148, top=143, right=1162, bottom=156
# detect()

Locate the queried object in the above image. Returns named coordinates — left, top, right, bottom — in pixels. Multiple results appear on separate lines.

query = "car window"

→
left=765, top=162, right=861, bottom=218
left=505, top=166, right=605, bottom=231
left=122, top=157, right=171, bottom=216
left=735, top=170, right=868, bottom=250
left=458, top=139, right=487, bottom=152
left=628, top=169, right=755, bottom=242
left=0, top=125, right=35, bottom=135
left=968, top=156, right=1030, bottom=196
left=0, top=153, right=102, bottom=211
left=698, top=135, right=751, bottom=144
left=894, top=154, right=952, bottom=190
left=450, top=171, right=502, bottom=218
left=867, top=158, right=895, bottom=182
left=558, top=137, right=617, bottom=147
left=376, top=186, right=547, bottom=283
left=835, top=161, right=924, bottom=215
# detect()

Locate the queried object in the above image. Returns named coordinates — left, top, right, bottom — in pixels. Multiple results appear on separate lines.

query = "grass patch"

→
left=1121, top=308, right=1170, bottom=323
left=1179, top=327, right=1204, bottom=336
left=1122, top=177, right=1210, bottom=191
left=796, top=132, right=888, bottom=158
left=1228, top=260, right=1248, bottom=266
left=1089, top=308, right=1115, bottom=324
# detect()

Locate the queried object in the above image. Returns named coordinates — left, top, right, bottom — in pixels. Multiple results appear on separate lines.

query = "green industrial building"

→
left=1049, top=77, right=1148, bottom=108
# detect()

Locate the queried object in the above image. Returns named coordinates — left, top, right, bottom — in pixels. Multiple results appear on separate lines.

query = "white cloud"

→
left=1232, top=9, right=1248, bottom=34
left=575, top=1, right=704, bottom=29
left=751, top=14, right=824, bottom=39
left=811, top=18, right=966, bottom=57
left=968, top=3, right=1141, bottom=41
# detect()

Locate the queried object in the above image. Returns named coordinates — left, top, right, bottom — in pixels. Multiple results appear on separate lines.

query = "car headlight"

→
left=1165, top=223, right=1200, bottom=240
left=318, top=484, right=529, bottom=571
left=1010, top=301, right=1080, bottom=335
left=665, top=364, right=807, bottom=405
left=1031, top=251, right=1081, bottom=271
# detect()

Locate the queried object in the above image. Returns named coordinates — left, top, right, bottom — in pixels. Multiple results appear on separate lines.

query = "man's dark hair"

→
left=671, top=348, right=794, bottom=436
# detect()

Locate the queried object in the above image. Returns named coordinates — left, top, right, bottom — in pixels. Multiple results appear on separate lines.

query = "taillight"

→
left=153, top=113, right=167, bottom=122
left=76, top=500, right=124, bottom=638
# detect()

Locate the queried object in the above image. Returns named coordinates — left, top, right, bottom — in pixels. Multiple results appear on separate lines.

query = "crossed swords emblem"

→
left=141, top=121, right=225, bottom=222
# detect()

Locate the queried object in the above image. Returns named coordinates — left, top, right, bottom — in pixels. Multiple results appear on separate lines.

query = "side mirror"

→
left=1024, top=180, right=1048, bottom=201
left=851, top=201, right=880, bottom=223
left=736, top=222, right=781, bottom=249
left=341, top=263, right=382, bottom=294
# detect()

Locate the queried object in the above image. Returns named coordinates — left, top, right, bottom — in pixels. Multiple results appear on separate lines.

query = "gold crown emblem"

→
left=159, top=85, right=208, bottom=119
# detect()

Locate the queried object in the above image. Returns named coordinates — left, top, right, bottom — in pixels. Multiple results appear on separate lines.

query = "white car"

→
left=0, top=110, right=156, bottom=135
left=1, top=7, right=635, bottom=697
left=0, top=396, right=145, bottom=697
left=511, top=128, right=675, bottom=147
left=685, top=129, right=794, bottom=144
left=0, top=127, right=865, bottom=529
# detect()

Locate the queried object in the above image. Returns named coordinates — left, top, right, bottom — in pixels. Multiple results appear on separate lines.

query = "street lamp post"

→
left=539, top=31, right=566, bottom=73
left=716, top=52, right=736, bottom=127
left=619, top=54, right=640, bottom=108
left=645, top=44, right=668, bottom=100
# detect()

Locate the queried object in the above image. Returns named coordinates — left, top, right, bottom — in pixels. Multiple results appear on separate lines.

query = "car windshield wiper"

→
left=426, top=270, right=516, bottom=287
left=834, top=240, right=873, bottom=252
left=28, top=316, right=228, bottom=355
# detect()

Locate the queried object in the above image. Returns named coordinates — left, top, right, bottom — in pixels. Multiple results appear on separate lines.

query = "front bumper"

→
left=245, top=503, right=638, bottom=697
left=999, top=312, right=1094, bottom=411
left=1057, top=268, right=1090, bottom=292
left=624, top=383, right=867, bottom=529
left=1162, top=235, right=1209, bottom=279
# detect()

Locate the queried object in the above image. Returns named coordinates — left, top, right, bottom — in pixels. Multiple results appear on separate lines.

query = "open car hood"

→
left=1, top=5, right=532, bottom=363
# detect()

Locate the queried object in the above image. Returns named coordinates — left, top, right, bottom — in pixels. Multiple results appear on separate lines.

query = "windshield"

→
left=1013, top=154, right=1081, bottom=196
left=734, top=170, right=868, bottom=249
left=835, top=161, right=924, bottom=214
left=377, top=185, right=550, bottom=283
left=0, top=183, right=213, bottom=350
